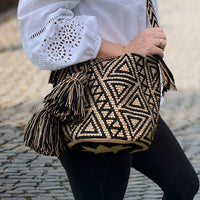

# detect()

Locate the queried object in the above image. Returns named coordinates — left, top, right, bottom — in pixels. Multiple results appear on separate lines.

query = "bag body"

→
left=50, top=53, right=161, bottom=154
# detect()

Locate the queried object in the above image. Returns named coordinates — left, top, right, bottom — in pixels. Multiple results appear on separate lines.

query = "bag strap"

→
left=146, top=0, right=159, bottom=28
left=146, top=0, right=177, bottom=92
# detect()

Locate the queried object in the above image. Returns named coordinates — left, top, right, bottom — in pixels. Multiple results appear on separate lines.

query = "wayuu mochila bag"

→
left=24, top=0, right=176, bottom=156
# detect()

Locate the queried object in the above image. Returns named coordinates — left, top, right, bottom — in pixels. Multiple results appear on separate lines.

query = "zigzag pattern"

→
left=61, top=54, right=161, bottom=153
left=146, top=0, right=177, bottom=92
left=147, top=0, right=159, bottom=27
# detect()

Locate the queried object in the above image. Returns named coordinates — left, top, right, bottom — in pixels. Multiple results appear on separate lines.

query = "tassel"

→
left=48, top=68, right=69, bottom=87
left=156, top=56, right=177, bottom=93
left=24, top=108, right=66, bottom=157
left=44, top=71, right=88, bottom=123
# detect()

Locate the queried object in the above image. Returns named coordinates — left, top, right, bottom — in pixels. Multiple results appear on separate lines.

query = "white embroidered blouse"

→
left=18, top=0, right=159, bottom=70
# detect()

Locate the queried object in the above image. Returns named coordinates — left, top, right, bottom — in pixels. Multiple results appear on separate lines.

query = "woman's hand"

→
left=123, top=28, right=166, bottom=58
left=97, top=28, right=166, bottom=59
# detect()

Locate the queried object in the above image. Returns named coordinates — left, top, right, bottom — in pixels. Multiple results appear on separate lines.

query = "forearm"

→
left=96, top=39, right=124, bottom=59
left=97, top=28, right=166, bottom=59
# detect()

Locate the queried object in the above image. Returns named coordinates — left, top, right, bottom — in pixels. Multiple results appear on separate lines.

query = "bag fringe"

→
left=44, top=71, right=88, bottom=123
left=24, top=108, right=66, bottom=157
left=156, top=56, right=177, bottom=93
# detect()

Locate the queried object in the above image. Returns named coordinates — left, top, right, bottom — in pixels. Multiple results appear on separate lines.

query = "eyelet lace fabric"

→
left=22, top=12, right=101, bottom=70
left=34, top=16, right=83, bottom=66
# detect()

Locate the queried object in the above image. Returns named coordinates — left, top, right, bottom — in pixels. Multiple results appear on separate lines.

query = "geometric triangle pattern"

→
left=60, top=53, right=161, bottom=154
left=48, top=0, right=175, bottom=155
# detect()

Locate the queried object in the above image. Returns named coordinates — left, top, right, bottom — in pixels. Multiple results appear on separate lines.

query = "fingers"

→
left=144, top=28, right=166, bottom=40
left=144, top=28, right=167, bottom=57
left=124, top=28, right=167, bottom=58
left=151, top=39, right=166, bottom=58
left=156, top=38, right=166, bottom=50
left=151, top=46, right=164, bottom=58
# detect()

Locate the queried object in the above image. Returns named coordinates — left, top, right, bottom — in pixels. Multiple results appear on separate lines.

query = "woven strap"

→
left=146, top=0, right=177, bottom=92
left=147, top=0, right=159, bottom=28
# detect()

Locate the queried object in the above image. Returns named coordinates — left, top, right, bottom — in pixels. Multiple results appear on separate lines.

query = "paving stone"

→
left=2, top=179, right=19, bottom=185
left=6, top=190, right=25, bottom=194
left=14, top=183, right=38, bottom=187
left=2, top=169, right=20, bottom=173
left=0, top=194, right=13, bottom=198
left=12, top=194, right=37, bottom=198
left=39, top=182, right=62, bottom=187
left=38, top=186, right=66, bottom=191
left=19, top=179, right=41, bottom=184
left=2, top=199, right=27, bottom=200
left=45, top=171, right=66, bottom=176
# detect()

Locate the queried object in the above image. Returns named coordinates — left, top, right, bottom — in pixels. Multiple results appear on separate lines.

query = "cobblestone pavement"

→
left=0, top=1, right=200, bottom=199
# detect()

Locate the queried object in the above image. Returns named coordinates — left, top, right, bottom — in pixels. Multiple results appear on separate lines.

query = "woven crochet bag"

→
left=24, top=0, right=176, bottom=156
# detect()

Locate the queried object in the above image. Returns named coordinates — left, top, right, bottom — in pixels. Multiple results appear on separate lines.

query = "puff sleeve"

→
left=18, top=0, right=102, bottom=70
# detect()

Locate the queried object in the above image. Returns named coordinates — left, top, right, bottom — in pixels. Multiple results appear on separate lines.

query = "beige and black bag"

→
left=24, top=0, right=176, bottom=156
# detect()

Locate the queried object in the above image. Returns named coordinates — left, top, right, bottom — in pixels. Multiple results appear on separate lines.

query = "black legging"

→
left=59, top=117, right=199, bottom=200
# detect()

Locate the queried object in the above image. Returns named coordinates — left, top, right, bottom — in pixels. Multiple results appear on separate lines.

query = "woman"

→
left=18, top=0, right=199, bottom=199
